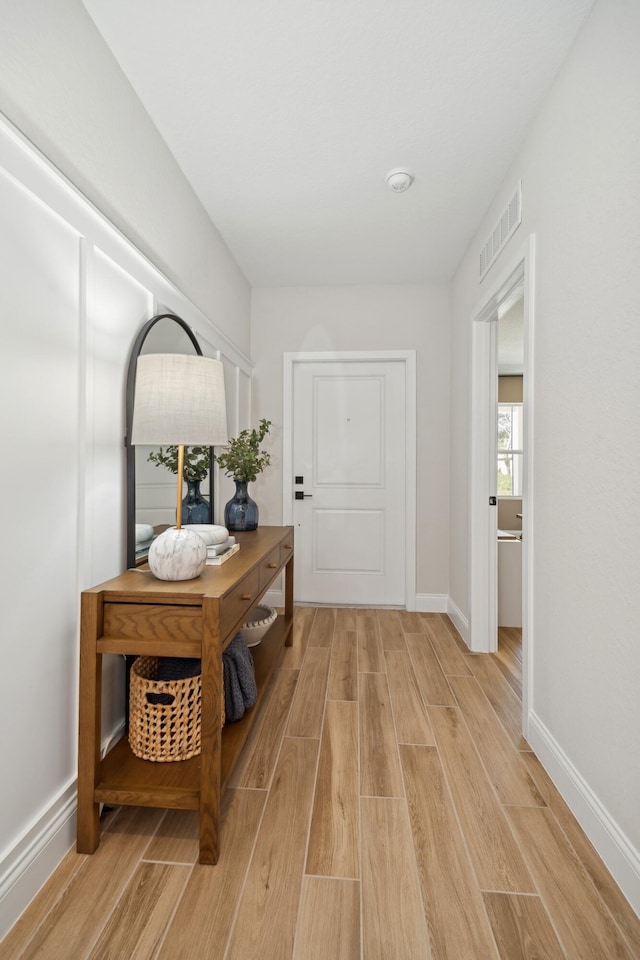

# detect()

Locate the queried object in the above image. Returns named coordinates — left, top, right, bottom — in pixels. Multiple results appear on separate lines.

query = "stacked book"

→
left=181, top=524, right=240, bottom=565
left=205, top=536, right=239, bottom=565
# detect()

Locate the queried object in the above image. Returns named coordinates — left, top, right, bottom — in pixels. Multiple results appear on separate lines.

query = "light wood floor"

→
left=3, top=610, right=640, bottom=959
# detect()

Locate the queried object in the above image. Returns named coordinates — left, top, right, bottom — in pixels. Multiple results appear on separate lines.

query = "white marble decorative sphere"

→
left=148, top=528, right=207, bottom=581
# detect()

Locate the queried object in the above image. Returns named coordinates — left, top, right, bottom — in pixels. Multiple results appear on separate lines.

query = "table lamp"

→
left=131, top=353, right=228, bottom=580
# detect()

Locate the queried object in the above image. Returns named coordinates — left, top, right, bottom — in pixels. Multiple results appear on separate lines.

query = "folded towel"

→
left=223, top=635, right=257, bottom=723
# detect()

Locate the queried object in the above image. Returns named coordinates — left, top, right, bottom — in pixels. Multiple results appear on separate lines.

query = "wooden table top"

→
left=84, top=526, right=293, bottom=602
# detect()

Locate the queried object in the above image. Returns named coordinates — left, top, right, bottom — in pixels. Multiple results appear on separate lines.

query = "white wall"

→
left=251, top=284, right=451, bottom=601
left=0, top=115, right=252, bottom=939
left=0, top=0, right=252, bottom=936
left=0, top=0, right=250, bottom=356
left=450, top=0, right=640, bottom=908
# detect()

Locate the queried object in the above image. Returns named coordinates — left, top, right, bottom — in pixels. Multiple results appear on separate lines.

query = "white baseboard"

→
left=0, top=720, right=126, bottom=940
left=262, top=586, right=284, bottom=609
left=528, top=711, right=640, bottom=916
left=0, top=780, right=77, bottom=940
left=414, top=593, right=448, bottom=613
left=275, top=590, right=470, bottom=637
left=446, top=597, right=470, bottom=646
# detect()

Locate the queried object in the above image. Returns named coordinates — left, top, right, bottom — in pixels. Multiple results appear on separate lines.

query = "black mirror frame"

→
left=125, top=313, right=215, bottom=568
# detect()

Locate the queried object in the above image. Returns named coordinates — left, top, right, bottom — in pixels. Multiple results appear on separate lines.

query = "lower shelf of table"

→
left=94, top=612, right=293, bottom=809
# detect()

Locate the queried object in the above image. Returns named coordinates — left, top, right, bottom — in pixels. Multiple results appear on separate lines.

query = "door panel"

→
left=293, top=360, right=405, bottom=605
left=313, top=508, right=384, bottom=573
left=315, top=376, right=383, bottom=484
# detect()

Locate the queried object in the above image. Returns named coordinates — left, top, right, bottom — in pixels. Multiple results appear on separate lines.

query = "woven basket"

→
left=129, top=656, right=224, bottom=762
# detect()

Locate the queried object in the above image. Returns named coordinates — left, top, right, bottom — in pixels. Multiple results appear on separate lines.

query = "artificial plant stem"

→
left=176, top=444, right=185, bottom=530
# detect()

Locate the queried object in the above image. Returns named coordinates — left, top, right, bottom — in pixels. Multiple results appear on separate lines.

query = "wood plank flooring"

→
left=3, top=612, right=640, bottom=959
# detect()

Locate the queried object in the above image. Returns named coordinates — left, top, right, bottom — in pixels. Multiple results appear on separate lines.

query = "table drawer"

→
left=259, top=545, right=282, bottom=592
left=102, top=602, right=203, bottom=644
left=220, top=568, right=260, bottom=639
left=280, top=538, right=294, bottom=568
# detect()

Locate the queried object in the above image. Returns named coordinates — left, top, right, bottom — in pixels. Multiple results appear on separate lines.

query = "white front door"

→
left=291, top=358, right=407, bottom=605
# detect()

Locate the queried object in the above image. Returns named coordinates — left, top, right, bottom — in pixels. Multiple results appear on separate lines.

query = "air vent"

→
left=479, top=181, right=522, bottom=281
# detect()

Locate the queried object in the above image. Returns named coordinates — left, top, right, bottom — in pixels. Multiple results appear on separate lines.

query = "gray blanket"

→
left=223, top=635, right=257, bottom=722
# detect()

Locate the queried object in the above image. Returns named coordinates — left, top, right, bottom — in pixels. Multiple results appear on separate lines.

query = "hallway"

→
left=3, top=609, right=639, bottom=958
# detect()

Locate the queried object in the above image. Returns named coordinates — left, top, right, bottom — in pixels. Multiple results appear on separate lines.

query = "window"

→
left=497, top=403, right=523, bottom=497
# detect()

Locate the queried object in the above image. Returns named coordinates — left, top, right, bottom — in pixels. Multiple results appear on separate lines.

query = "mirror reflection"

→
left=126, top=314, right=213, bottom=567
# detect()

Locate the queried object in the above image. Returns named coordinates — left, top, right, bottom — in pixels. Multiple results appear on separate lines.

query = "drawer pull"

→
left=283, top=543, right=293, bottom=550
left=267, top=562, right=278, bottom=569
left=240, top=593, right=252, bottom=600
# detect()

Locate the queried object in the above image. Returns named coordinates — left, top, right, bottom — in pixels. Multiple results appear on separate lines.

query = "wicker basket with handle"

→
left=128, top=655, right=224, bottom=762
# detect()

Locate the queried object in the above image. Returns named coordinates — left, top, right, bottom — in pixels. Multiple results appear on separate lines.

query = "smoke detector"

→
left=385, top=168, right=414, bottom=193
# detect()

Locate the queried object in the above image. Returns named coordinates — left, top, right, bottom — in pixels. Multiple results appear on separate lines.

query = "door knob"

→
left=294, top=491, right=312, bottom=500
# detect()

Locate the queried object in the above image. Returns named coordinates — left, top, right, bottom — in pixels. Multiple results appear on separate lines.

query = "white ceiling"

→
left=82, top=0, right=594, bottom=287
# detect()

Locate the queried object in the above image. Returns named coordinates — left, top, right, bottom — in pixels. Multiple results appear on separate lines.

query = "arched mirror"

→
left=125, top=313, right=214, bottom=567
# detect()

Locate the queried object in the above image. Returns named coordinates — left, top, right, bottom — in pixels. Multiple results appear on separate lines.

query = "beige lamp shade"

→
left=130, top=353, right=228, bottom=581
left=131, top=353, right=228, bottom=447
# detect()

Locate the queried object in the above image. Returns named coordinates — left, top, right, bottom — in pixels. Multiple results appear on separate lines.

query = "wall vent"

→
left=479, top=181, right=522, bottom=281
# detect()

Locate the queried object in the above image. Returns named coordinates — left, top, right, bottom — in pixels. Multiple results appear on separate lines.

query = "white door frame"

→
left=469, top=235, right=535, bottom=732
left=283, top=350, right=417, bottom=610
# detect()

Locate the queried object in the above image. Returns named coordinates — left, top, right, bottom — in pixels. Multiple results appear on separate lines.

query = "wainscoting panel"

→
left=0, top=115, right=252, bottom=940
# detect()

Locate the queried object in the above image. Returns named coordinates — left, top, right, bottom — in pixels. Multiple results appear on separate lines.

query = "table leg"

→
left=77, top=593, right=102, bottom=853
left=284, top=552, right=294, bottom=645
left=199, top=598, right=222, bottom=864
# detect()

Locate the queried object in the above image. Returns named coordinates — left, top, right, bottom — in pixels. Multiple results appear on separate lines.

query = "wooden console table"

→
left=77, top=526, right=294, bottom=864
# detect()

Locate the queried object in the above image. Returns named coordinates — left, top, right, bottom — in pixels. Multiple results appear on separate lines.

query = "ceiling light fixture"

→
left=385, top=168, right=414, bottom=193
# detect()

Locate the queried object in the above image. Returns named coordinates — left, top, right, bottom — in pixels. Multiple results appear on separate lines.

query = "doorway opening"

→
left=469, top=235, right=535, bottom=734
left=497, top=294, right=524, bottom=697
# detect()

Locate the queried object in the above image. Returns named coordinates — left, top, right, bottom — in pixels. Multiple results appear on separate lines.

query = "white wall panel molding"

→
left=0, top=111, right=253, bottom=937
left=0, top=113, right=252, bottom=374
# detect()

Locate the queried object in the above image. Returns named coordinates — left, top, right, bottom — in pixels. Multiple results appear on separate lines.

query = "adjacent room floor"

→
left=3, top=609, right=639, bottom=959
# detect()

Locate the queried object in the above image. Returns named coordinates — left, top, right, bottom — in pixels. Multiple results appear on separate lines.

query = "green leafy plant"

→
left=147, top=445, right=210, bottom=483
left=214, top=419, right=272, bottom=483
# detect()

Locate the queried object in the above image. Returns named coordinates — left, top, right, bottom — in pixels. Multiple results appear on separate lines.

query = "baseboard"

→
left=446, top=597, right=470, bottom=646
left=271, top=590, right=470, bottom=636
left=262, top=586, right=284, bottom=609
left=528, top=711, right=640, bottom=916
left=0, top=720, right=126, bottom=940
left=0, top=780, right=77, bottom=940
left=414, top=593, right=448, bottom=613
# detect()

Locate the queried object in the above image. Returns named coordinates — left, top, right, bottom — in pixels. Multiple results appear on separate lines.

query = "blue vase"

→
left=224, top=480, right=258, bottom=531
left=181, top=480, right=210, bottom=524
